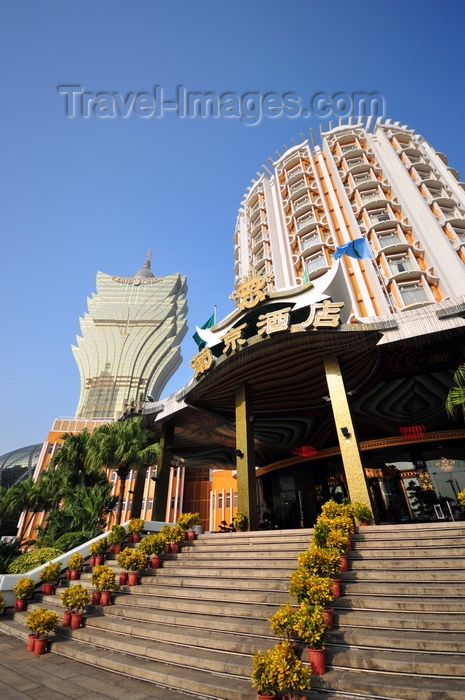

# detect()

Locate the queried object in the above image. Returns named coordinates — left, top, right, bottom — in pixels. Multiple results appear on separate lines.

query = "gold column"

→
left=235, top=382, right=258, bottom=531
left=324, top=356, right=372, bottom=510
left=151, top=422, right=174, bottom=523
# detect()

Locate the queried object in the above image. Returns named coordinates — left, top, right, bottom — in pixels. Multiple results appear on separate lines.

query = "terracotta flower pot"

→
left=128, top=572, right=139, bottom=586
left=14, top=598, right=27, bottom=611
left=127, top=534, right=134, bottom=543
left=62, top=610, right=72, bottom=626
left=91, top=591, right=102, bottom=605
left=171, top=543, right=180, bottom=554
left=132, top=534, right=141, bottom=543
left=89, top=556, right=96, bottom=567
left=65, top=569, right=71, bottom=580
left=257, top=693, right=277, bottom=700
left=41, top=583, right=54, bottom=595
left=69, top=569, right=80, bottom=581
left=332, top=578, right=341, bottom=598
left=187, top=530, right=196, bottom=541
left=164, top=543, right=171, bottom=554
left=100, top=591, right=112, bottom=606
left=34, top=637, right=48, bottom=655
left=70, top=612, right=84, bottom=629
left=323, top=608, right=334, bottom=630
left=113, top=545, right=121, bottom=555
left=27, top=634, right=37, bottom=652
left=150, top=555, right=161, bottom=569
left=307, top=647, right=326, bottom=675
left=339, top=555, right=348, bottom=573
left=183, top=531, right=190, bottom=541
left=119, top=572, right=128, bottom=585
left=94, top=556, right=104, bottom=566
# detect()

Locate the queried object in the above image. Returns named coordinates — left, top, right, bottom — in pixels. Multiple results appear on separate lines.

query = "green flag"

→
left=193, top=311, right=216, bottom=349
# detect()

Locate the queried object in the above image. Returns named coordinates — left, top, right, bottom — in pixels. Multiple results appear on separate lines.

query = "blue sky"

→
left=1, top=0, right=465, bottom=455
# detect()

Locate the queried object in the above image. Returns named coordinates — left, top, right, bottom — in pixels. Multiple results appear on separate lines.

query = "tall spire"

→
left=133, top=249, right=155, bottom=279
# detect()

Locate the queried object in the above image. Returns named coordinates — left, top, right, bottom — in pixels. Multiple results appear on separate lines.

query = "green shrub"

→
left=0, top=538, right=22, bottom=574
left=53, top=532, right=87, bottom=552
left=7, top=548, right=64, bottom=574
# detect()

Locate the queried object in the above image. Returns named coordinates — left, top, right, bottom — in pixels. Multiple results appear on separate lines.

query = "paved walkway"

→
left=0, top=631, right=198, bottom=700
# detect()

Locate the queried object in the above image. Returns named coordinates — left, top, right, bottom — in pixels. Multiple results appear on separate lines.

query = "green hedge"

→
left=53, top=532, right=87, bottom=552
left=7, top=547, right=64, bottom=574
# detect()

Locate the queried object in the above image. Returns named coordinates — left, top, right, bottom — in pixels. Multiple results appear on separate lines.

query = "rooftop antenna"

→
left=144, top=248, right=153, bottom=269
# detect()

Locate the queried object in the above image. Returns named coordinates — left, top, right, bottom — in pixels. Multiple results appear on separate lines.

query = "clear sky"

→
left=1, top=0, right=465, bottom=455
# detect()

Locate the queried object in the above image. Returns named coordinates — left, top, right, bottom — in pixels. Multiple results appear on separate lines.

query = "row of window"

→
left=212, top=492, right=238, bottom=509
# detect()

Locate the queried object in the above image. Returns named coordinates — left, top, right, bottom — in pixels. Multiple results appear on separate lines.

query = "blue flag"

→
left=334, top=238, right=371, bottom=260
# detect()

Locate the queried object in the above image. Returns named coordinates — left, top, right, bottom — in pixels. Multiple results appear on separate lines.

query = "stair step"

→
left=330, top=627, right=465, bottom=653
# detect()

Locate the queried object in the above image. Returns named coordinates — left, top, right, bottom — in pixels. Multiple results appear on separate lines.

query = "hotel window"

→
left=296, top=212, right=316, bottom=231
left=399, top=282, right=428, bottom=305
left=353, top=172, right=371, bottom=185
left=427, top=184, right=443, bottom=198
left=301, top=232, right=319, bottom=251
left=341, top=143, right=356, bottom=154
left=289, top=179, right=306, bottom=195
left=346, top=157, right=364, bottom=168
left=293, top=195, right=311, bottom=212
left=234, top=493, right=238, bottom=507
left=360, top=189, right=380, bottom=204
left=438, top=204, right=457, bottom=219
left=226, top=494, right=231, bottom=508
left=413, top=168, right=431, bottom=181
left=387, top=255, right=412, bottom=274
left=370, top=208, right=390, bottom=224
left=305, top=251, right=326, bottom=274
left=218, top=494, right=223, bottom=508
left=378, top=230, right=401, bottom=247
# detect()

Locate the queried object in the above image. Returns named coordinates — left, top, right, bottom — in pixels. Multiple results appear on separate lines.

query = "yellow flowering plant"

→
left=91, top=564, right=115, bottom=590
left=251, top=640, right=312, bottom=696
left=117, top=547, right=146, bottom=572
left=60, top=584, right=91, bottom=612
left=293, top=602, right=329, bottom=649
left=39, top=562, right=61, bottom=583
left=26, top=607, right=59, bottom=638
left=89, top=538, right=107, bottom=556
left=457, top=489, right=465, bottom=509
left=138, top=533, right=166, bottom=556
left=289, top=569, right=333, bottom=607
left=128, top=518, right=145, bottom=535
left=298, top=546, right=341, bottom=577
left=13, top=577, right=35, bottom=599
left=269, top=603, right=297, bottom=641
left=68, top=552, right=84, bottom=570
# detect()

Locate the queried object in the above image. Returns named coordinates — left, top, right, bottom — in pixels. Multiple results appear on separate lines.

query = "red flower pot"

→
left=65, top=570, right=71, bottom=580
left=150, top=555, right=161, bottom=569
left=132, top=534, right=141, bottom=543
left=257, top=694, right=277, bottom=700
left=70, top=612, right=84, bottom=629
left=27, top=634, right=37, bottom=652
left=164, top=543, right=171, bottom=554
left=307, top=647, right=326, bottom=675
left=339, top=555, right=348, bottom=573
left=171, top=543, right=180, bottom=554
left=94, top=556, right=104, bottom=566
left=113, top=545, right=121, bottom=555
left=323, top=608, right=333, bottom=630
left=128, top=572, right=139, bottom=586
left=62, top=610, right=72, bottom=626
left=89, top=556, right=96, bottom=567
left=14, top=598, right=27, bottom=611
left=332, top=578, right=341, bottom=598
left=34, top=637, right=48, bottom=656
left=69, top=569, right=80, bottom=580
left=183, top=531, right=189, bottom=541
left=100, top=591, right=112, bottom=606
left=187, top=530, right=196, bottom=541
left=91, top=591, right=102, bottom=605
left=109, top=545, right=116, bottom=554
left=127, top=534, right=134, bottom=543
left=41, top=583, right=54, bottom=595
left=119, top=572, right=128, bottom=585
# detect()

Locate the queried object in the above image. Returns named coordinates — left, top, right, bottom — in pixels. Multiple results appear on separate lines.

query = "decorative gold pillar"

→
left=324, top=356, right=372, bottom=510
left=129, top=466, right=147, bottom=519
left=235, top=382, right=258, bottom=531
left=151, top=422, right=174, bottom=523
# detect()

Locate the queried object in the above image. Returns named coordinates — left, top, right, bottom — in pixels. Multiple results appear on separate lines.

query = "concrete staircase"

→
left=1, top=523, right=465, bottom=700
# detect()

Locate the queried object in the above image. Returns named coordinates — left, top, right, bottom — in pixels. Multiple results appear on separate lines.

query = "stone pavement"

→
left=0, top=631, right=199, bottom=700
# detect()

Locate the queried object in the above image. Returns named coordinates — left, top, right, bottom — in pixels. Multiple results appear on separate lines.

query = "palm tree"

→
left=62, top=482, right=118, bottom=538
left=0, top=486, right=15, bottom=532
left=49, top=429, right=106, bottom=489
left=9, top=477, right=53, bottom=542
left=446, top=364, right=465, bottom=421
left=90, top=418, right=161, bottom=525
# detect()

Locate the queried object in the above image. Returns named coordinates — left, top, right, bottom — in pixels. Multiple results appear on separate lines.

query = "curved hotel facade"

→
left=145, top=118, right=465, bottom=529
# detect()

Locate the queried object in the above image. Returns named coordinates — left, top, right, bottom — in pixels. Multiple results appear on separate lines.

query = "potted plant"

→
left=91, top=564, right=116, bottom=605
left=67, top=552, right=85, bottom=580
left=128, top=518, right=145, bottom=543
left=25, top=607, right=59, bottom=655
left=289, top=569, right=334, bottom=609
left=251, top=640, right=311, bottom=699
left=138, top=533, right=166, bottom=568
left=298, top=546, right=341, bottom=578
left=176, top=512, right=201, bottom=540
left=13, top=577, right=35, bottom=611
left=39, top=562, right=61, bottom=595
left=160, top=524, right=184, bottom=554
left=107, top=525, right=126, bottom=553
left=117, top=547, right=146, bottom=585
left=352, top=501, right=373, bottom=525
left=293, top=601, right=329, bottom=675
left=0, top=592, right=5, bottom=615
left=268, top=603, right=297, bottom=641
left=233, top=512, right=247, bottom=531
left=60, top=583, right=91, bottom=627
left=89, top=538, right=108, bottom=565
